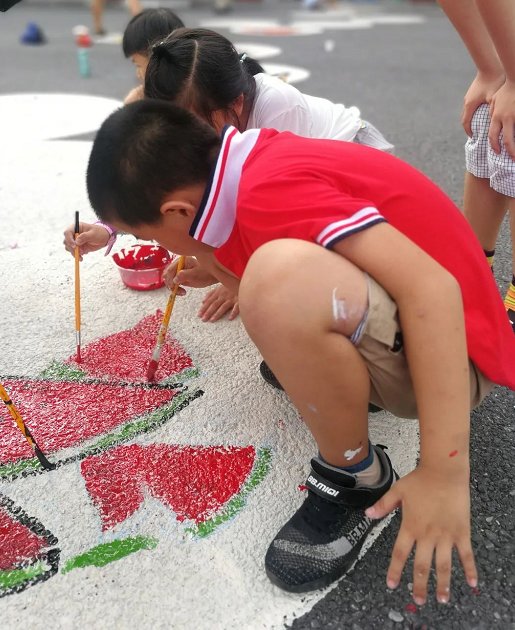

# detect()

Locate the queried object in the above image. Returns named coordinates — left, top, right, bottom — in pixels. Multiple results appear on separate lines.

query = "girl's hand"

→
left=63, top=222, right=110, bottom=260
left=488, top=80, right=515, bottom=158
left=162, top=256, right=218, bottom=295
left=198, top=285, right=239, bottom=322
left=462, top=71, right=505, bottom=136
left=366, top=467, right=477, bottom=606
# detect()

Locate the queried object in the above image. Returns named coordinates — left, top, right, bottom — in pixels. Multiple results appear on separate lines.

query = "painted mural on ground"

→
left=0, top=315, right=271, bottom=597
left=0, top=99, right=418, bottom=628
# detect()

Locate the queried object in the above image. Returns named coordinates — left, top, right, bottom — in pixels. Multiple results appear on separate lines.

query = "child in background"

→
left=86, top=99, right=515, bottom=602
left=145, top=28, right=393, bottom=152
left=122, top=8, right=184, bottom=104
left=437, top=0, right=515, bottom=333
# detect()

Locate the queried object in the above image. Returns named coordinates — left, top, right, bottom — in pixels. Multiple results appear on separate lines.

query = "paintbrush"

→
left=147, top=256, right=185, bottom=382
left=74, top=211, right=81, bottom=363
left=0, top=382, right=56, bottom=470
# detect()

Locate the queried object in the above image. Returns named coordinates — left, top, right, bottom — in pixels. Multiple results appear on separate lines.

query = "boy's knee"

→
left=239, top=240, right=311, bottom=330
left=240, top=240, right=306, bottom=297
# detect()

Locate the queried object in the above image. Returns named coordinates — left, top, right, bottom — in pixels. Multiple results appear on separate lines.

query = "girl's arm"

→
left=475, top=0, right=515, bottom=82
left=474, top=0, right=515, bottom=157
left=437, top=0, right=503, bottom=77
left=437, top=0, right=506, bottom=135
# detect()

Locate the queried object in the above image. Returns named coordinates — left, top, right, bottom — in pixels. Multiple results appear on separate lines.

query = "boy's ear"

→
left=160, top=198, right=197, bottom=220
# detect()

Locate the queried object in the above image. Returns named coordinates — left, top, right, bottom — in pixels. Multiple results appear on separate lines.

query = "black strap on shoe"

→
left=306, top=446, right=395, bottom=508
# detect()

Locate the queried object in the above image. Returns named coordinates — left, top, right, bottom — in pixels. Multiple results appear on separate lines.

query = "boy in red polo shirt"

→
left=86, top=101, right=515, bottom=606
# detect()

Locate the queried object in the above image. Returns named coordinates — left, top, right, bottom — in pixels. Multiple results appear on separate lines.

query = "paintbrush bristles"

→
left=146, top=359, right=158, bottom=382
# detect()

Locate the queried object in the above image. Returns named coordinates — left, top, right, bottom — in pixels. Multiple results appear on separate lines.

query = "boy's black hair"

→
left=86, top=100, right=221, bottom=227
left=144, top=27, right=265, bottom=128
left=122, top=8, right=185, bottom=58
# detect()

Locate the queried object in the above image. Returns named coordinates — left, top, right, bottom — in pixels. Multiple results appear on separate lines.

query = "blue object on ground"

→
left=20, top=22, right=46, bottom=45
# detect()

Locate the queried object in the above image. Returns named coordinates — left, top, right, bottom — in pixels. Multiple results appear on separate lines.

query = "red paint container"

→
left=112, top=244, right=172, bottom=291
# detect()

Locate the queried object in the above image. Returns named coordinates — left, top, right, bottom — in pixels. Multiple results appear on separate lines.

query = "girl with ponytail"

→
left=145, top=28, right=393, bottom=323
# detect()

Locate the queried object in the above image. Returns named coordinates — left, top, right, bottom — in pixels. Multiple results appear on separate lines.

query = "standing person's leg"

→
left=91, top=0, right=105, bottom=35
left=487, top=112, right=515, bottom=332
left=239, top=239, right=397, bottom=592
left=126, top=0, right=142, bottom=17
left=464, top=103, right=508, bottom=267
left=463, top=172, right=507, bottom=264
left=504, top=203, right=515, bottom=330
left=213, top=0, right=233, bottom=14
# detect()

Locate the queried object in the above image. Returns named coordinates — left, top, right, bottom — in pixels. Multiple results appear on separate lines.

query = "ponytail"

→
left=144, top=28, right=262, bottom=127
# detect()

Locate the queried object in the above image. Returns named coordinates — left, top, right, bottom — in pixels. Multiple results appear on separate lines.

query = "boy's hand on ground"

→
left=488, top=81, right=515, bottom=158
left=462, top=72, right=505, bottom=136
left=63, top=222, right=110, bottom=260
left=163, top=256, right=217, bottom=295
left=366, top=468, right=477, bottom=606
left=198, top=286, right=239, bottom=322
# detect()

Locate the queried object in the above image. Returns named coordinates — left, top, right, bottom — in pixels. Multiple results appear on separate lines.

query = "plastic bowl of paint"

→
left=112, top=244, right=172, bottom=291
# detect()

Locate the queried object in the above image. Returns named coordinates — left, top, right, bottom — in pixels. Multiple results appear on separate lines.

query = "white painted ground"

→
left=0, top=94, right=123, bottom=141
left=0, top=95, right=419, bottom=629
left=201, top=12, right=424, bottom=36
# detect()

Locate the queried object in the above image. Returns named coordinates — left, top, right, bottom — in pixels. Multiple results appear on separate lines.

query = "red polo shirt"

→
left=190, top=126, right=515, bottom=390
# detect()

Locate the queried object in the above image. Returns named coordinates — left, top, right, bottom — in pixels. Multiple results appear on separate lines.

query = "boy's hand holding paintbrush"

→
left=162, top=255, right=217, bottom=292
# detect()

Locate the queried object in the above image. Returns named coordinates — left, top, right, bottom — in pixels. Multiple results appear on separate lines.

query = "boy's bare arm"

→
left=334, top=222, right=477, bottom=604
left=196, top=252, right=241, bottom=295
left=164, top=253, right=240, bottom=298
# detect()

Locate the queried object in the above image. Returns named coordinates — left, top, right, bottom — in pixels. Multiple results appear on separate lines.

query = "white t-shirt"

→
left=246, top=73, right=362, bottom=142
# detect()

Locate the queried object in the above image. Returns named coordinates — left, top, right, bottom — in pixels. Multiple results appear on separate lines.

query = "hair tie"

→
left=152, top=40, right=169, bottom=58
left=239, top=53, right=247, bottom=64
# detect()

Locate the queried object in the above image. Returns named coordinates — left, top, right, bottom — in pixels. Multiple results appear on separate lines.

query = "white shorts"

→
left=465, top=103, right=515, bottom=198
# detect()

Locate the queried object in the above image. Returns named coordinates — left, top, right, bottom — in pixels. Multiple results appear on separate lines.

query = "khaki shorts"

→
left=355, top=278, right=494, bottom=419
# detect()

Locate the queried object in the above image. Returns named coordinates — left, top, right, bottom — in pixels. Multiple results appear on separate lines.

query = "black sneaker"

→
left=259, top=361, right=384, bottom=414
left=265, top=445, right=396, bottom=593
left=259, top=360, right=284, bottom=390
